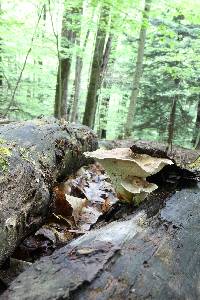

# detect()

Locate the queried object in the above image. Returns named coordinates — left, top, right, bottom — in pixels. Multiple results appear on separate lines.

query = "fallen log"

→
left=100, top=139, right=200, bottom=167
left=130, top=140, right=200, bottom=168
left=2, top=185, right=200, bottom=300
left=0, top=118, right=97, bottom=266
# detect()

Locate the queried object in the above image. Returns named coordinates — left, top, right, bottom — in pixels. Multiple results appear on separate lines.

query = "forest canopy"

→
left=0, top=0, right=200, bottom=148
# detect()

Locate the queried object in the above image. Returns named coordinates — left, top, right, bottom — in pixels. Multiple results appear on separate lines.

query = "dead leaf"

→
left=65, top=195, right=87, bottom=223
left=35, top=227, right=57, bottom=244
left=53, top=186, right=73, bottom=218
left=79, top=206, right=102, bottom=231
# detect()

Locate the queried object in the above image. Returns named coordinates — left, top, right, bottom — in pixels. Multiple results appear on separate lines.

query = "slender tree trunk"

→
left=100, top=35, right=112, bottom=82
left=54, top=24, right=75, bottom=119
left=98, top=88, right=110, bottom=138
left=0, top=39, right=2, bottom=89
left=70, top=56, right=82, bottom=122
left=82, top=6, right=109, bottom=128
left=54, top=3, right=82, bottom=120
left=166, top=78, right=180, bottom=151
left=192, top=99, right=200, bottom=148
left=124, top=0, right=151, bottom=137
left=97, top=34, right=118, bottom=136
left=0, top=4, right=3, bottom=89
left=70, top=31, right=89, bottom=123
left=94, top=34, right=113, bottom=130
left=166, top=95, right=177, bottom=152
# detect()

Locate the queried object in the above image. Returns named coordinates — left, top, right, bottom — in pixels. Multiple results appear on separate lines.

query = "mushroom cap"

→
left=121, top=177, right=158, bottom=194
left=84, top=148, right=173, bottom=178
left=118, top=177, right=158, bottom=203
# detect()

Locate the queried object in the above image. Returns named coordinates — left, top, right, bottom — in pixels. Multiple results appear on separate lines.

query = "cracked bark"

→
left=0, top=118, right=97, bottom=267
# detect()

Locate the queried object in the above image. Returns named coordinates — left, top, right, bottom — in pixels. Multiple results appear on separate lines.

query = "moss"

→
left=19, top=147, right=30, bottom=161
left=0, top=146, right=12, bottom=172
left=187, top=156, right=200, bottom=171
left=0, top=138, right=7, bottom=144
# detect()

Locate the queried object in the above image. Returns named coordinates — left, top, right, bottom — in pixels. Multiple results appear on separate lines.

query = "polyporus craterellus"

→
left=84, top=148, right=173, bottom=203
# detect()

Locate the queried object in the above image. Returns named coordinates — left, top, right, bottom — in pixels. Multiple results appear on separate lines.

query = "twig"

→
left=3, top=5, right=45, bottom=117
left=2, top=69, right=12, bottom=89
left=48, top=0, right=61, bottom=116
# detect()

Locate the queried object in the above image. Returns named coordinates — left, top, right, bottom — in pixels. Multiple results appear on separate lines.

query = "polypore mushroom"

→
left=84, top=148, right=173, bottom=203
left=120, top=177, right=158, bottom=204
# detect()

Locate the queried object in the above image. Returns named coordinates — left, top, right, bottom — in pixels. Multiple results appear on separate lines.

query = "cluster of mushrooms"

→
left=84, top=148, right=173, bottom=204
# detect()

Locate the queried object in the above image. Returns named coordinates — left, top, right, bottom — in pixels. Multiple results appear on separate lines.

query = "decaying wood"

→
left=2, top=185, right=200, bottom=300
left=99, top=139, right=134, bottom=149
left=0, top=118, right=97, bottom=266
left=130, top=140, right=200, bottom=164
left=100, top=139, right=200, bottom=169
left=0, top=119, right=14, bottom=125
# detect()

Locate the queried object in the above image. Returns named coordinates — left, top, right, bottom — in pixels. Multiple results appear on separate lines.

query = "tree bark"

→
left=3, top=187, right=200, bottom=300
left=166, top=78, right=180, bottom=152
left=124, top=0, right=151, bottom=137
left=98, top=34, right=120, bottom=137
left=70, top=31, right=90, bottom=123
left=166, top=96, right=177, bottom=152
left=0, top=3, right=2, bottom=88
left=54, top=3, right=82, bottom=120
left=82, top=5, right=109, bottom=129
left=0, top=118, right=97, bottom=266
left=192, top=99, right=200, bottom=148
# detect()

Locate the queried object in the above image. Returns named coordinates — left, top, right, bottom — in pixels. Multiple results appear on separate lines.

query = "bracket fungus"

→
left=84, top=148, right=173, bottom=203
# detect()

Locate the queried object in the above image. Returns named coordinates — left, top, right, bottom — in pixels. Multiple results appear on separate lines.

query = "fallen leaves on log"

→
left=12, top=163, right=118, bottom=262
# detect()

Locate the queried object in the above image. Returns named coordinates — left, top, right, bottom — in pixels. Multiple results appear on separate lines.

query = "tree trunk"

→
left=0, top=3, right=3, bottom=88
left=98, top=90, right=110, bottom=138
left=166, top=96, right=177, bottom=151
left=124, top=0, right=151, bottom=137
left=192, top=99, right=200, bottom=148
left=54, top=56, right=72, bottom=119
left=82, top=6, right=109, bottom=129
left=70, top=56, right=82, bottom=122
left=100, top=35, right=112, bottom=82
left=54, top=3, right=82, bottom=120
left=98, top=34, right=120, bottom=137
left=70, top=31, right=90, bottom=123
left=166, top=78, right=180, bottom=152
left=0, top=118, right=97, bottom=266
left=0, top=38, right=2, bottom=88
left=94, top=34, right=113, bottom=129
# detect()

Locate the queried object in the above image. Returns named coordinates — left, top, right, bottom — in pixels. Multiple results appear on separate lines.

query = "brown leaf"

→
left=35, top=227, right=57, bottom=244
left=53, top=186, right=73, bottom=218
left=79, top=206, right=102, bottom=231
left=65, top=195, right=87, bottom=223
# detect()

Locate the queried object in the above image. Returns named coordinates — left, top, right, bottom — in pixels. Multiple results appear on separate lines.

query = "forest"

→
left=1, top=0, right=200, bottom=148
left=0, top=0, right=200, bottom=299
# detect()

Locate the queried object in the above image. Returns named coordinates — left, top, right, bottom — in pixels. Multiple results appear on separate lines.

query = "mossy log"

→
left=0, top=119, right=97, bottom=266
left=2, top=186, right=200, bottom=300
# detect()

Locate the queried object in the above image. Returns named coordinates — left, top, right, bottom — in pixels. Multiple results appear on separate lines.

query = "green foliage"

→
left=0, top=0, right=200, bottom=149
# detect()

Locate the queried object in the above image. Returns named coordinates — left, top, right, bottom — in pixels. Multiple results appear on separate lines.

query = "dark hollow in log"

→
left=0, top=118, right=97, bottom=266
left=2, top=185, right=200, bottom=300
